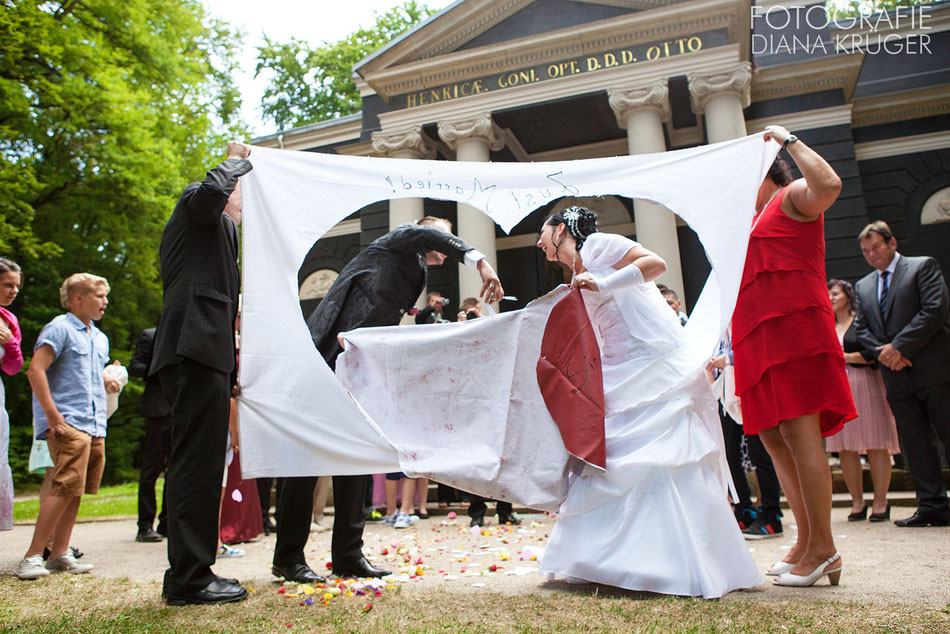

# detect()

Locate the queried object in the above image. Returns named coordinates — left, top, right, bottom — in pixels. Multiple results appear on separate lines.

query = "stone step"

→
left=745, top=467, right=950, bottom=508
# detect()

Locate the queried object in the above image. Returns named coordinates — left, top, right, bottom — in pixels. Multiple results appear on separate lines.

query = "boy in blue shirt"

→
left=16, top=273, right=120, bottom=579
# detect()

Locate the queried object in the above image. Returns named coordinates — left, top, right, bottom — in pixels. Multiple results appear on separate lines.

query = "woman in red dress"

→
left=733, top=125, right=857, bottom=587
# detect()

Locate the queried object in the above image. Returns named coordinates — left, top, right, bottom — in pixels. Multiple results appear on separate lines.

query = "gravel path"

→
left=3, top=505, right=949, bottom=604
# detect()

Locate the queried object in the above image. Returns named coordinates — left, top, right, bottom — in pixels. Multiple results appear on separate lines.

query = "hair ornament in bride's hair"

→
left=562, top=205, right=582, bottom=237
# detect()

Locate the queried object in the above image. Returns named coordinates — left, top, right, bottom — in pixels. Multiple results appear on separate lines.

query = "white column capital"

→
left=607, top=80, right=671, bottom=129
left=371, top=126, right=438, bottom=159
left=687, top=62, right=752, bottom=114
left=437, top=113, right=505, bottom=153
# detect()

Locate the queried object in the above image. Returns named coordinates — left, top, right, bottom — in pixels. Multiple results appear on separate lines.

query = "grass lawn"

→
left=12, top=481, right=156, bottom=522
left=2, top=575, right=949, bottom=633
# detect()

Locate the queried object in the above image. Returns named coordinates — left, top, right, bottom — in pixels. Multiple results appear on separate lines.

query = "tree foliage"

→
left=827, top=0, right=930, bottom=18
left=0, top=0, right=245, bottom=487
left=255, top=1, right=435, bottom=131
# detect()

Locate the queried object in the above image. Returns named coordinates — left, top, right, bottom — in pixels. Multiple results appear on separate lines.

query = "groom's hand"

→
left=477, top=259, right=503, bottom=304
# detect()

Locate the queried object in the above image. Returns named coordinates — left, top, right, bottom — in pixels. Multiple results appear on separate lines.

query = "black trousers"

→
left=468, top=495, right=513, bottom=522
left=437, top=483, right=462, bottom=504
left=138, top=414, right=172, bottom=533
left=158, top=360, right=230, bottom=595
left=274, top=474, right=368, bottom=567
left=719, top=405, right=781, bottom=513
left=257, top=477, right=281, bottom=521
left=887, top=382, right=950, bottom=512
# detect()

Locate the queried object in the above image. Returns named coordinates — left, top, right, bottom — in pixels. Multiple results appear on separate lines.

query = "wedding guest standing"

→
left=17, top=273, right=119, bottom=579
left=128, top=327, right=171, bottom=542
left=0, top=258, right=23, bottom=532
left=826, top=279, right=900, bottom=522
left=733, top=125, right=857, bottom=588
left=854, top=221, right=950, bottom=528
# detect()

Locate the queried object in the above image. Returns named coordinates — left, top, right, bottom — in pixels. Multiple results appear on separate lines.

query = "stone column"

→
left=372, top=126, right=438, bottom=323
left=437, top=113, right=505, bottom=306
left=371, top=126, right=438, bottom=230
left=607, top=80, right=685, bottom=300
left=687, top=63, right=752, bottom=144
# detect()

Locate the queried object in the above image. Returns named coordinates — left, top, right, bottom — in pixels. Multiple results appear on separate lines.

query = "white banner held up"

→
left=237, top=134, right=779, bottom=478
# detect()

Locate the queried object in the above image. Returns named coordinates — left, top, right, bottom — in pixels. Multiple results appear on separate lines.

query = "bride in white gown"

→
left=535, top=206, right=762, bottom=598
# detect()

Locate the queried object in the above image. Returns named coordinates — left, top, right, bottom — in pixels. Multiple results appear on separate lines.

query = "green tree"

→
left=255, top=1, right=435, bottom=131
left=0, top=0, right=245, bottom=488
left=827, top=0, right=929, bottom=18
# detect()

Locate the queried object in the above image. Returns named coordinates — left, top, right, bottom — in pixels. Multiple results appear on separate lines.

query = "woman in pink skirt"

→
left=827, top=279, right=900, bottom=522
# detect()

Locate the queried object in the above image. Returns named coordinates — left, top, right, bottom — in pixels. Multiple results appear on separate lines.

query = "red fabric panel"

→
left=536, top=289, right=606, bottom=470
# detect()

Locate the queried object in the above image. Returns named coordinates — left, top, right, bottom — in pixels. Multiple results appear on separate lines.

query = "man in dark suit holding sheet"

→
left=152, top=141, right=252, bottom=604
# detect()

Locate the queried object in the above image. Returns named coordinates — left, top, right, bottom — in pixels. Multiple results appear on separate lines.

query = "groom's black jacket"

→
left=306, top=223, right=474, bottom=367
left=275, top=223, right=477, bottom=569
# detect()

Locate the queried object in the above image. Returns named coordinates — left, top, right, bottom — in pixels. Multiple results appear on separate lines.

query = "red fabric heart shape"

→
left=536, top=289, right=606, bottom=470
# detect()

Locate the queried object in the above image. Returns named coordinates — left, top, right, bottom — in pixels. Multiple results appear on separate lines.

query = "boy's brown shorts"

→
left=45, top=425, right=105, bottom=497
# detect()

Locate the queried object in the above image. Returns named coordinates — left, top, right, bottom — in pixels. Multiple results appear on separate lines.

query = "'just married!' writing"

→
left=383, top=171, right=580, bottom=213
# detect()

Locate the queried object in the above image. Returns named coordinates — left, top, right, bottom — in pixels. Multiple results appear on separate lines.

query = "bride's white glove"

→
left=573, top=264, right=645, bottom=292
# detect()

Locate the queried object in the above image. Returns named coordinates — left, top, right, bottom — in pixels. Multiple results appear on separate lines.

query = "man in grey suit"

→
left=152, top=141, right=251, bottom=604
left=854, top=220, right=950, bottom=527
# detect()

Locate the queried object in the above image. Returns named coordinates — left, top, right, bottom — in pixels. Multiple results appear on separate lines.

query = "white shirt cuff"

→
left=463, top=250, right=486, bottom=268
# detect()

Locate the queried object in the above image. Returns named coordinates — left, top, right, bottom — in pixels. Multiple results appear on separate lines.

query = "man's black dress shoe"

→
left=136, top=529, right=163, bottom=542
left=271, top=562, right=326, bottom=584
left=165, top=579, right=248, bottom=606
left=498, top=514, right=522, bottom=526
left=332, top=557, right=391, bottom=578
left=894, top=509, right=950, bottom=527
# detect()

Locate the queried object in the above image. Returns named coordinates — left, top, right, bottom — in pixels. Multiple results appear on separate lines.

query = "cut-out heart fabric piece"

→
left=536, top=289, right=606, bottom=471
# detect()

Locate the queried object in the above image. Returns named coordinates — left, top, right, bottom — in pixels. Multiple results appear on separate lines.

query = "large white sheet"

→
left=336, top=288, right=574, bottom=512
left=237, top=134, right=779, bottom=478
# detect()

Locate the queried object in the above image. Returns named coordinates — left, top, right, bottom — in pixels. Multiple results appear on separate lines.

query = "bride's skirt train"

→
left=540, top=381, right=764, bottom=599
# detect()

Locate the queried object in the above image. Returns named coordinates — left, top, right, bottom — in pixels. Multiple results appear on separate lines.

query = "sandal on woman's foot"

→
left=766, top=560, right=795, bottom=576
left=773, top=553, right=841, bottom=587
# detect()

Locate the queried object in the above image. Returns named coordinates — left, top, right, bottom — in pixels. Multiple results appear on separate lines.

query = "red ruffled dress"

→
left=733, top=187, right=857, bottom=436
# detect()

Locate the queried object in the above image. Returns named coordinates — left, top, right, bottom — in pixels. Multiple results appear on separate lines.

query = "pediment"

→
left=356, top=0, right=751, bottom=101
left=358, top=0, right=679, bottom=71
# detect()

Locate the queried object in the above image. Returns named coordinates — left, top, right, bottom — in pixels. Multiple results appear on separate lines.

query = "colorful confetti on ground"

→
left=276, top=512, right=552, bottom=608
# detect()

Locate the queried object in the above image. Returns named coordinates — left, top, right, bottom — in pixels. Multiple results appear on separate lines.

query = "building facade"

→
left=254, top=0, right=950, bottom=316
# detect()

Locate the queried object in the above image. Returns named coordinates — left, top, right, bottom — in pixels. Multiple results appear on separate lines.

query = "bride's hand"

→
left=571, top=273, right=600, bottom=292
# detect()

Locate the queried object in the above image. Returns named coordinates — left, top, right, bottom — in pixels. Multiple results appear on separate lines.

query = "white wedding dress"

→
left=539, top=232, right=763, bottom=598
left=336, top=231, right=763, bottom=598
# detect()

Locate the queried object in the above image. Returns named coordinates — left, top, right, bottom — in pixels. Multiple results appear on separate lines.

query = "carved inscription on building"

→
left=391, top=30, right=726, bottom=110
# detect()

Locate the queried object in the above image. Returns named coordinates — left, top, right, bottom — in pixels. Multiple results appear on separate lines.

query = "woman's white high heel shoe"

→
left=766, top=560, right=795, bottom=576
left=772, top=552, right=841, bottom=587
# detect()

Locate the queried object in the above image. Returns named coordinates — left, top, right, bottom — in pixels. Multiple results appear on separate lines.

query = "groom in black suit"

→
left=273, top=216, right=503, bottom=582
left=152, top=141, right=252, bottom=604
left=854, top=220, right=950, bottom=528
